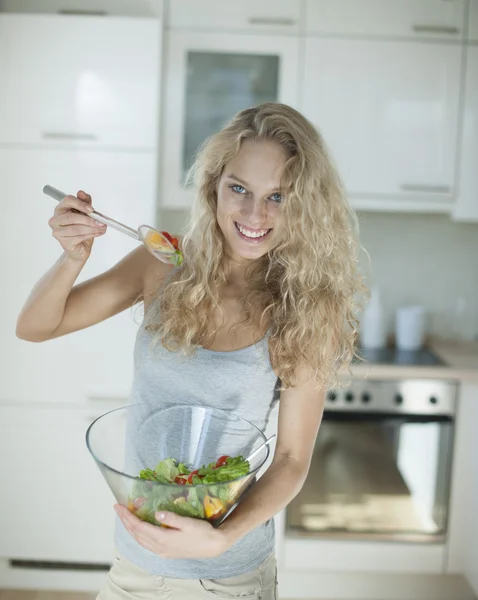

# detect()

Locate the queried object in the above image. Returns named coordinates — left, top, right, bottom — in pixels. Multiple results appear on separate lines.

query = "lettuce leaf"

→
left=154, top=458, right=178, bottom=482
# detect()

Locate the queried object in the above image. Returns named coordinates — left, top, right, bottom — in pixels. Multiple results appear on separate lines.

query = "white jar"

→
left=360, top=287, right=387, bottom=349
left=395, top=305, right=427, bottom=351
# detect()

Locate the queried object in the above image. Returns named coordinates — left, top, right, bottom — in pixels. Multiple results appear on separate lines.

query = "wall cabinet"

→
left=453, top=48, right=478, bottom=222
left=305, top=0, right=467, bottom=40
left=168, top=0, right=302, bottom=34
left=0, top=14, right=160, bottom=150
left=302, top=38, right=462, bottom=210
left=160, top=31, right=300, bottom=209
left=468, top=0, right=478, bottom=41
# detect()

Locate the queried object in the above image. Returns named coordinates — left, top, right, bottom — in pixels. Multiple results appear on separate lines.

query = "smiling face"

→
left=216, top=138, right=287, bottom=263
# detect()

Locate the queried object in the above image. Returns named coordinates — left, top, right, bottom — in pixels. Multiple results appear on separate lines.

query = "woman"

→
left=16, top=102, right=364, bottom=599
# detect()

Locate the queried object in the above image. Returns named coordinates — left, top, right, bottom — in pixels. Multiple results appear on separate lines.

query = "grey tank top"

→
left=114, top=293, right=279, bottom=579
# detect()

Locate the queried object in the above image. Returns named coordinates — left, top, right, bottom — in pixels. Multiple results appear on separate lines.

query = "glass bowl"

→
left=86, top=404, right=269, bottom=526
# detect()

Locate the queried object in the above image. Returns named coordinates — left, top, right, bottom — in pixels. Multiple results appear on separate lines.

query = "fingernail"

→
left=95, top=220, right=104, bottom=226
left=157, top=512, right=166, bottom=521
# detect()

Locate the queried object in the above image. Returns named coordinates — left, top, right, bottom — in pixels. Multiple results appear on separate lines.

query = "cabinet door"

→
left=0, top=14, right=159, bottom=149
left=305, top=0, right=466, bottom=40
left=0, top=403, right=120, bottom=563
left=453, top=47, right=478, bottom=222
left=160, top=31, right=300, bottom=209
left=302, top=38, right=461, bottom=208
left=0, top=148, right=155, bottom=404
left=169, top=0, right=301, bottom=33
left=469, top=1, right=478, bottom=41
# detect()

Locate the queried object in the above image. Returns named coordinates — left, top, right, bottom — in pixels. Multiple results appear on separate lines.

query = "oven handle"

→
left=323, top=411, right=453, bottom=423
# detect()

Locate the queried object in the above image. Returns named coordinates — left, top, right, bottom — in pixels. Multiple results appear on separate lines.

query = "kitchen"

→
left=0, top=0, right=477, bottom=599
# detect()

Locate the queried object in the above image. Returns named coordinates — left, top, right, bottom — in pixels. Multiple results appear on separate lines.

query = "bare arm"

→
left=16, top=189, right=170, bottom=341
left=218, top=365, right=325, bottom=545
left=16, top=246, right=155, bottom=341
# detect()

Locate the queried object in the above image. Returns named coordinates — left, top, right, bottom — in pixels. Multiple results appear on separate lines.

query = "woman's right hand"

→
left=48, top=190, right=107, bottom=262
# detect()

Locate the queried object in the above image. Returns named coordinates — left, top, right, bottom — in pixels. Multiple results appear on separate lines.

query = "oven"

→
left=286, top=348, right=458, bottom=543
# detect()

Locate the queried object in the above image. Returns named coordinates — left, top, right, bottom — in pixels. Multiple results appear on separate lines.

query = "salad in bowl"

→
left=86, top=404, right=270, bottom=526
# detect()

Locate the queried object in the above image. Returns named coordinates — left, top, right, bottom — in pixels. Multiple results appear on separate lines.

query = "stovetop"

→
left=353, top=346, right=446, bottom=367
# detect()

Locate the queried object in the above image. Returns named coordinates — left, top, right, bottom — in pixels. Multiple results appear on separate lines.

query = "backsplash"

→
left=159, top=208, right=478, bottom=341
left=357, top=212, right=478, bottom=342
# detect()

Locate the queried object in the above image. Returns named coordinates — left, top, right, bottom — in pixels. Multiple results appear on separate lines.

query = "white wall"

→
left=357, top=212, right=478, bottom=341
left=160, top=208, right=478, bottom=341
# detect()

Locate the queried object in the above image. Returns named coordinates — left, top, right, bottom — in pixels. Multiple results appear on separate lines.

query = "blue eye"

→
left=230, top=184, right=246, bottom=194
left=270, top=193, right=282, bottom=203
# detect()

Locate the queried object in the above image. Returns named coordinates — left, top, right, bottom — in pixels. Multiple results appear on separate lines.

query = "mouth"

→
left=234, top=221, right=272, bottom=243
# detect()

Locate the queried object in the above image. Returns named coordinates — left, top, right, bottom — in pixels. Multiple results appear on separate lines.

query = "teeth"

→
left=236, top=223, right=270, bottom=238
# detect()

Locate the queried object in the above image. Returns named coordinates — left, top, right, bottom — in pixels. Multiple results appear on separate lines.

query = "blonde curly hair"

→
left=148, top=102, right=366, bottom=389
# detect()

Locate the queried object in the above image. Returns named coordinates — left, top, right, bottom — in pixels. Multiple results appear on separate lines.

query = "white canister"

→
left=360, top=287, right=387, bottom=349
left=395, top=305, right=427, bottom=351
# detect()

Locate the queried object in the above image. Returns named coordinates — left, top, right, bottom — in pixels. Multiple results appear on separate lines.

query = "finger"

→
left=118, top=507, right=163, bottom=541
left=66, top=232, right=106, bottom=244
left=53, top=232, right=106, bottom=247
left=154, top=511, right=187, bottom=530
left=53, top=224, right=106, bottom=237
left=55, top=194, right=93, bottom=216
left=77, top=190, right=92, bottom=203
left=116, top=505, right=143, bottom=530
left=53, top=211, right=105, bottom=228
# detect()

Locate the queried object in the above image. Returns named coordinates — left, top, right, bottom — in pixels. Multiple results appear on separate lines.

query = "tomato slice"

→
left=160, top=230, right=179, bottom=250
left=160, top=230, right=173, bottom=243
left=215, top=455, right=230, bottom=468
left=174, top=475, right=187, bottom=485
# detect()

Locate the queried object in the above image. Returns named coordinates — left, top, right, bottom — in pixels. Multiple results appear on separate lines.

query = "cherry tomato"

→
left=174, top=475, right=187, bottom=485
left=216, top=455, right=230, bottom=468
left=187, top=469, right=200, bottom=485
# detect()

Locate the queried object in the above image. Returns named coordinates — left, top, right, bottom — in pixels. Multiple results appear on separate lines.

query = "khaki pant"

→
left=97, top=550, right=278, bottom=599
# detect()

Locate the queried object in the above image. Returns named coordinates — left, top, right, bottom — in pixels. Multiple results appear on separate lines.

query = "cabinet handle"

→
left=401, top=183, right=451, bottom=193
left=248, top=17, right=296, bottom=26
left=58, top=9, right=107, bottom=15
left=42, top=132, right=98, bottom=141
left=412, top=25, right=460, bottom=35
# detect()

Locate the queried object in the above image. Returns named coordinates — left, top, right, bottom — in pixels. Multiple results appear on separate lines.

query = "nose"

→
left=242, top=196, right=267, bottom=226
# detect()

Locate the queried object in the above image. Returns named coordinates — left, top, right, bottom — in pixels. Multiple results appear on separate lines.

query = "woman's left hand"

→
left=115, top=504, right=230, bottom=559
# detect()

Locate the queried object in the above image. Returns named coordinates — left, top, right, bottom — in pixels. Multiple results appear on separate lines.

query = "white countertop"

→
left=342, top=338, right=478, bottom=382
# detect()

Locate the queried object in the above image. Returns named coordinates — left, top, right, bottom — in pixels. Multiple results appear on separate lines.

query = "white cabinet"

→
left=469, top=1, right=478, bottom=41
left=0, top=147, right=155, bottom=404
left=453, top=47, right=478, bottom=222
left=0, top=402, right=120, bottom=563
left=446, top=384, right=478, bottom=596
left=305, top=0, right=466, bottom=40
left=302, top=38, right=461, bottom=209
left=0, top=14, right=160, bottom=150
left=168, top=0, right=302, bottom=34
left=160, top=31, right=300, bottom=209
left=464, top=389, right=478, bottom=596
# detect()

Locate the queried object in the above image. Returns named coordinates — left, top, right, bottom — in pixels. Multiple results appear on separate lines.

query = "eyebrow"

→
left=225, top=173, right=281, bottom=192
left=225, top=174, right=250, bottom=187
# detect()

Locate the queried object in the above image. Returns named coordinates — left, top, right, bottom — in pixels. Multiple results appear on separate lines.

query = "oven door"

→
left=286, top=411, right=454, bottom=542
